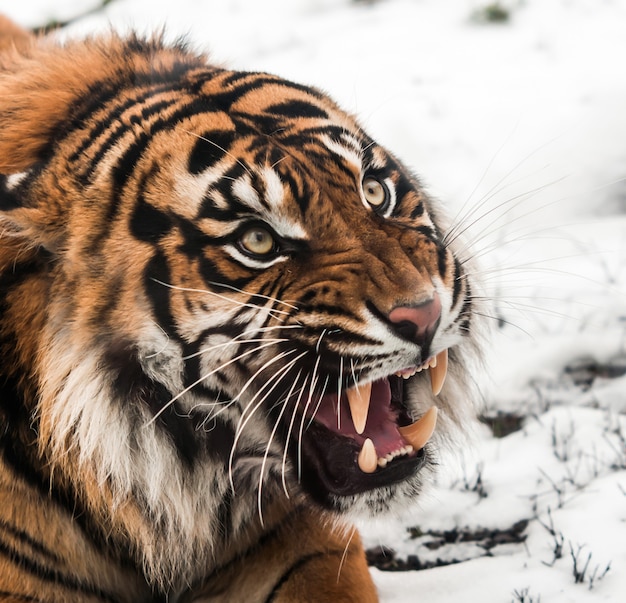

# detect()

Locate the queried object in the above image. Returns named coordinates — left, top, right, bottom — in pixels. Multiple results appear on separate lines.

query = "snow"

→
left=4, top=0, right=626, bottom=600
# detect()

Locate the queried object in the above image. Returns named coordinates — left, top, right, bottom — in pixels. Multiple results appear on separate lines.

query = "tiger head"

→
left=0, top=33, right=480, bottom=571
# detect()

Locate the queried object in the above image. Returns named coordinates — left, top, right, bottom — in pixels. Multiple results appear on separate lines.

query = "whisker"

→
left=255, top=355, right=307, bottom=524
left=143, top=320, right=171, bottom=359
left=337, top=356, right=344, bottom=431
left=337, top=525, right=358, bottom=584
left=144, top=340, right=281, bottom=426
left=315, top=329, right=327, bottom=354
left=305, top=374, right=330, bottom=431
left=473, top=311, right=534, bottom=337
left=281, top=372, right=310, bottom=490
left=149, top=278, right=291, bottom=320
left=274, top=368, right=304, bottom=499
left=227, top=349, right=300, bottom=492
left=206, top=280, right=299, bottom=311
left=446, top=130, right=563, bottom=244
left=297, top=356, right=322, bottom=481
left=270, top=155, right=289, bottom=170
left=182, top=335, right=289, bottom=361
left=445, top=176, right=566, bottom=250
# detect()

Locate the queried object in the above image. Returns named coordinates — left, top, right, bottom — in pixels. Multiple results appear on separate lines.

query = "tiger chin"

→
left=0, top=15, right=482, bottom=603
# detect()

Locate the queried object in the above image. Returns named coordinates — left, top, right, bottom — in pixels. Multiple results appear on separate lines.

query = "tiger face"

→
left=0, top=33, right=480, bottom=584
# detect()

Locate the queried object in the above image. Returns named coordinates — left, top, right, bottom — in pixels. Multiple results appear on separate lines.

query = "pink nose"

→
left=388, top=292, right=442, bottom=347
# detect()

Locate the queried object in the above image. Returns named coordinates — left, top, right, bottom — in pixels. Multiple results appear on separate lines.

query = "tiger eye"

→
left=362, top=176, right=387, bottom=208
left=240, top=227, right=275, bottom=256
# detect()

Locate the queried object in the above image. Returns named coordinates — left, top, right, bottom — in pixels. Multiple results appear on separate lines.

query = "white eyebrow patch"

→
left=261, top=167, right=284, bottom=211
left=232, top=169, right=307, bottom=241
left=232, top=174, right=262, bottom=211
left=5, top=171, right=30, bottom=190
left=320, top=134, right=362, bottom=170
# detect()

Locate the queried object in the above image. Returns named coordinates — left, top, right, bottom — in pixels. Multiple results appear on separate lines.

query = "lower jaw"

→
left=295, top=421, right=429, bottom=506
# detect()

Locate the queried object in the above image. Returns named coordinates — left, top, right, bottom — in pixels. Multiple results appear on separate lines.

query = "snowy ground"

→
left=5, top=1, right=626, bottom=601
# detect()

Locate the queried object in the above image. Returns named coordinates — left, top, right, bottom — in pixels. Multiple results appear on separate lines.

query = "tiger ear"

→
left=0, top=32, right=122, bottom=248
left=0, top=31, right=200, bottom=173
left=0, top=15, right=32, bottom=56
left=0, top=38, right=104, bottom=173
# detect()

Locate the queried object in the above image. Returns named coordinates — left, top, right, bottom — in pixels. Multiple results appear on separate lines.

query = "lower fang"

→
left=357, top=438, right=377, bottom=473
left=398, top=406, right=438, bottom=451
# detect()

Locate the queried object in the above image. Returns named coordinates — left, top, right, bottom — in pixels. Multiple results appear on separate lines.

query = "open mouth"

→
left=296, top=350, right=448, bottom=501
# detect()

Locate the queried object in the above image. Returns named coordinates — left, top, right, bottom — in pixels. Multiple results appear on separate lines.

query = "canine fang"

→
left=346, top=381, right=372, bottom=434
left=398, top=406, right=438, bottom=451
left=429, top=349, right=448, bottom=395
left=357, top=438, right=377, bottom=473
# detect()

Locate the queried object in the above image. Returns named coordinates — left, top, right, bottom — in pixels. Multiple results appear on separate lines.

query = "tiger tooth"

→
left=398, top=406, right=438, bottom=451
left=429, top=349, right=448, bottom=395
left=346, top=381, right=372, bottom=435
left=357, top=438, right=378, bottom=473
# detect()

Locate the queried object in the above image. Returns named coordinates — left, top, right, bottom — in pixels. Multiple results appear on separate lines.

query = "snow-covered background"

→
left=4, top=1, right=626, bottom=601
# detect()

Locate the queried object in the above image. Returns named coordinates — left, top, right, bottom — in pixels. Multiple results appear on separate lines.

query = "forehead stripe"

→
left=67, top=82, right=179, bottom=165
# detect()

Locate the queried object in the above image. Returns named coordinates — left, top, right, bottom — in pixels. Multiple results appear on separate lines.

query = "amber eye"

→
left=362, top=176, right=388, bottom=209
left=239, top=227, right=276, bottom=256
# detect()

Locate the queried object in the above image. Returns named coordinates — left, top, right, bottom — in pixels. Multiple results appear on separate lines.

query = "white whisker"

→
left=274, top=368, right=304, bottom=498
left=255, top=354, right=307, bottom=524
left=206, top=280, right=299, bottom=311
left=144, top=340, right=281, bottom=426
left=297, top=355, right=321, bottom=481
left=337, top=525, right=358, bottom=584
left=228, top=349, right=299, bottom=492
left=337, top=356, right=344, bottom=431
left=149, top=278, right=291, bottom=320
left=182, top=336, right=287, bottom=361
left=281, top=372, right=310, bottom=490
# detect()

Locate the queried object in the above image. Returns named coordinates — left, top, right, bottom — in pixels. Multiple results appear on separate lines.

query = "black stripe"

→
left=196, top=506, right=305, bottom=591
left=0, top=591, right=43, bottom=602
left=264, top=552, right=327, bottom=603
left=301, top=302, right=361, bottom=321
left=188, top=128, right=237, bottom=174
left=409, top=203, right=424, bottom=220
left=0, top=540, right=120, bottom=603
left=0, top=176, right=22, bottom=210
left=87, top=95, right=234, bottom=253
left=102, top=341, right=202, bottom=467
left=211, top=75, right=326, bottom=113
left=130, top=190, right=173, bottom=243
left=0, top=519, right=61, bottom=565
left=451, top=257, right=463, bottom=308
left=437, top=246, right=448, bottom=282
left=67, top=84, right=177, bottom=167
left=0, top=411, right=139, bottom=577
left=76, top=96, right=178, bottom=186
left=143, top=252, right=179, bottom=337
left=265, top=99, right=329, bottom=120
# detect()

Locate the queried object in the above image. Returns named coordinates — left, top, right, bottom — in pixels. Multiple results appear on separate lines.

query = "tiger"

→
left=0, top=14, right=481, bottom=603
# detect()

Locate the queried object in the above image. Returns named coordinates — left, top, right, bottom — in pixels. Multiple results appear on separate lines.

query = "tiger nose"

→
left=388, top=292, right=442, bottom=348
